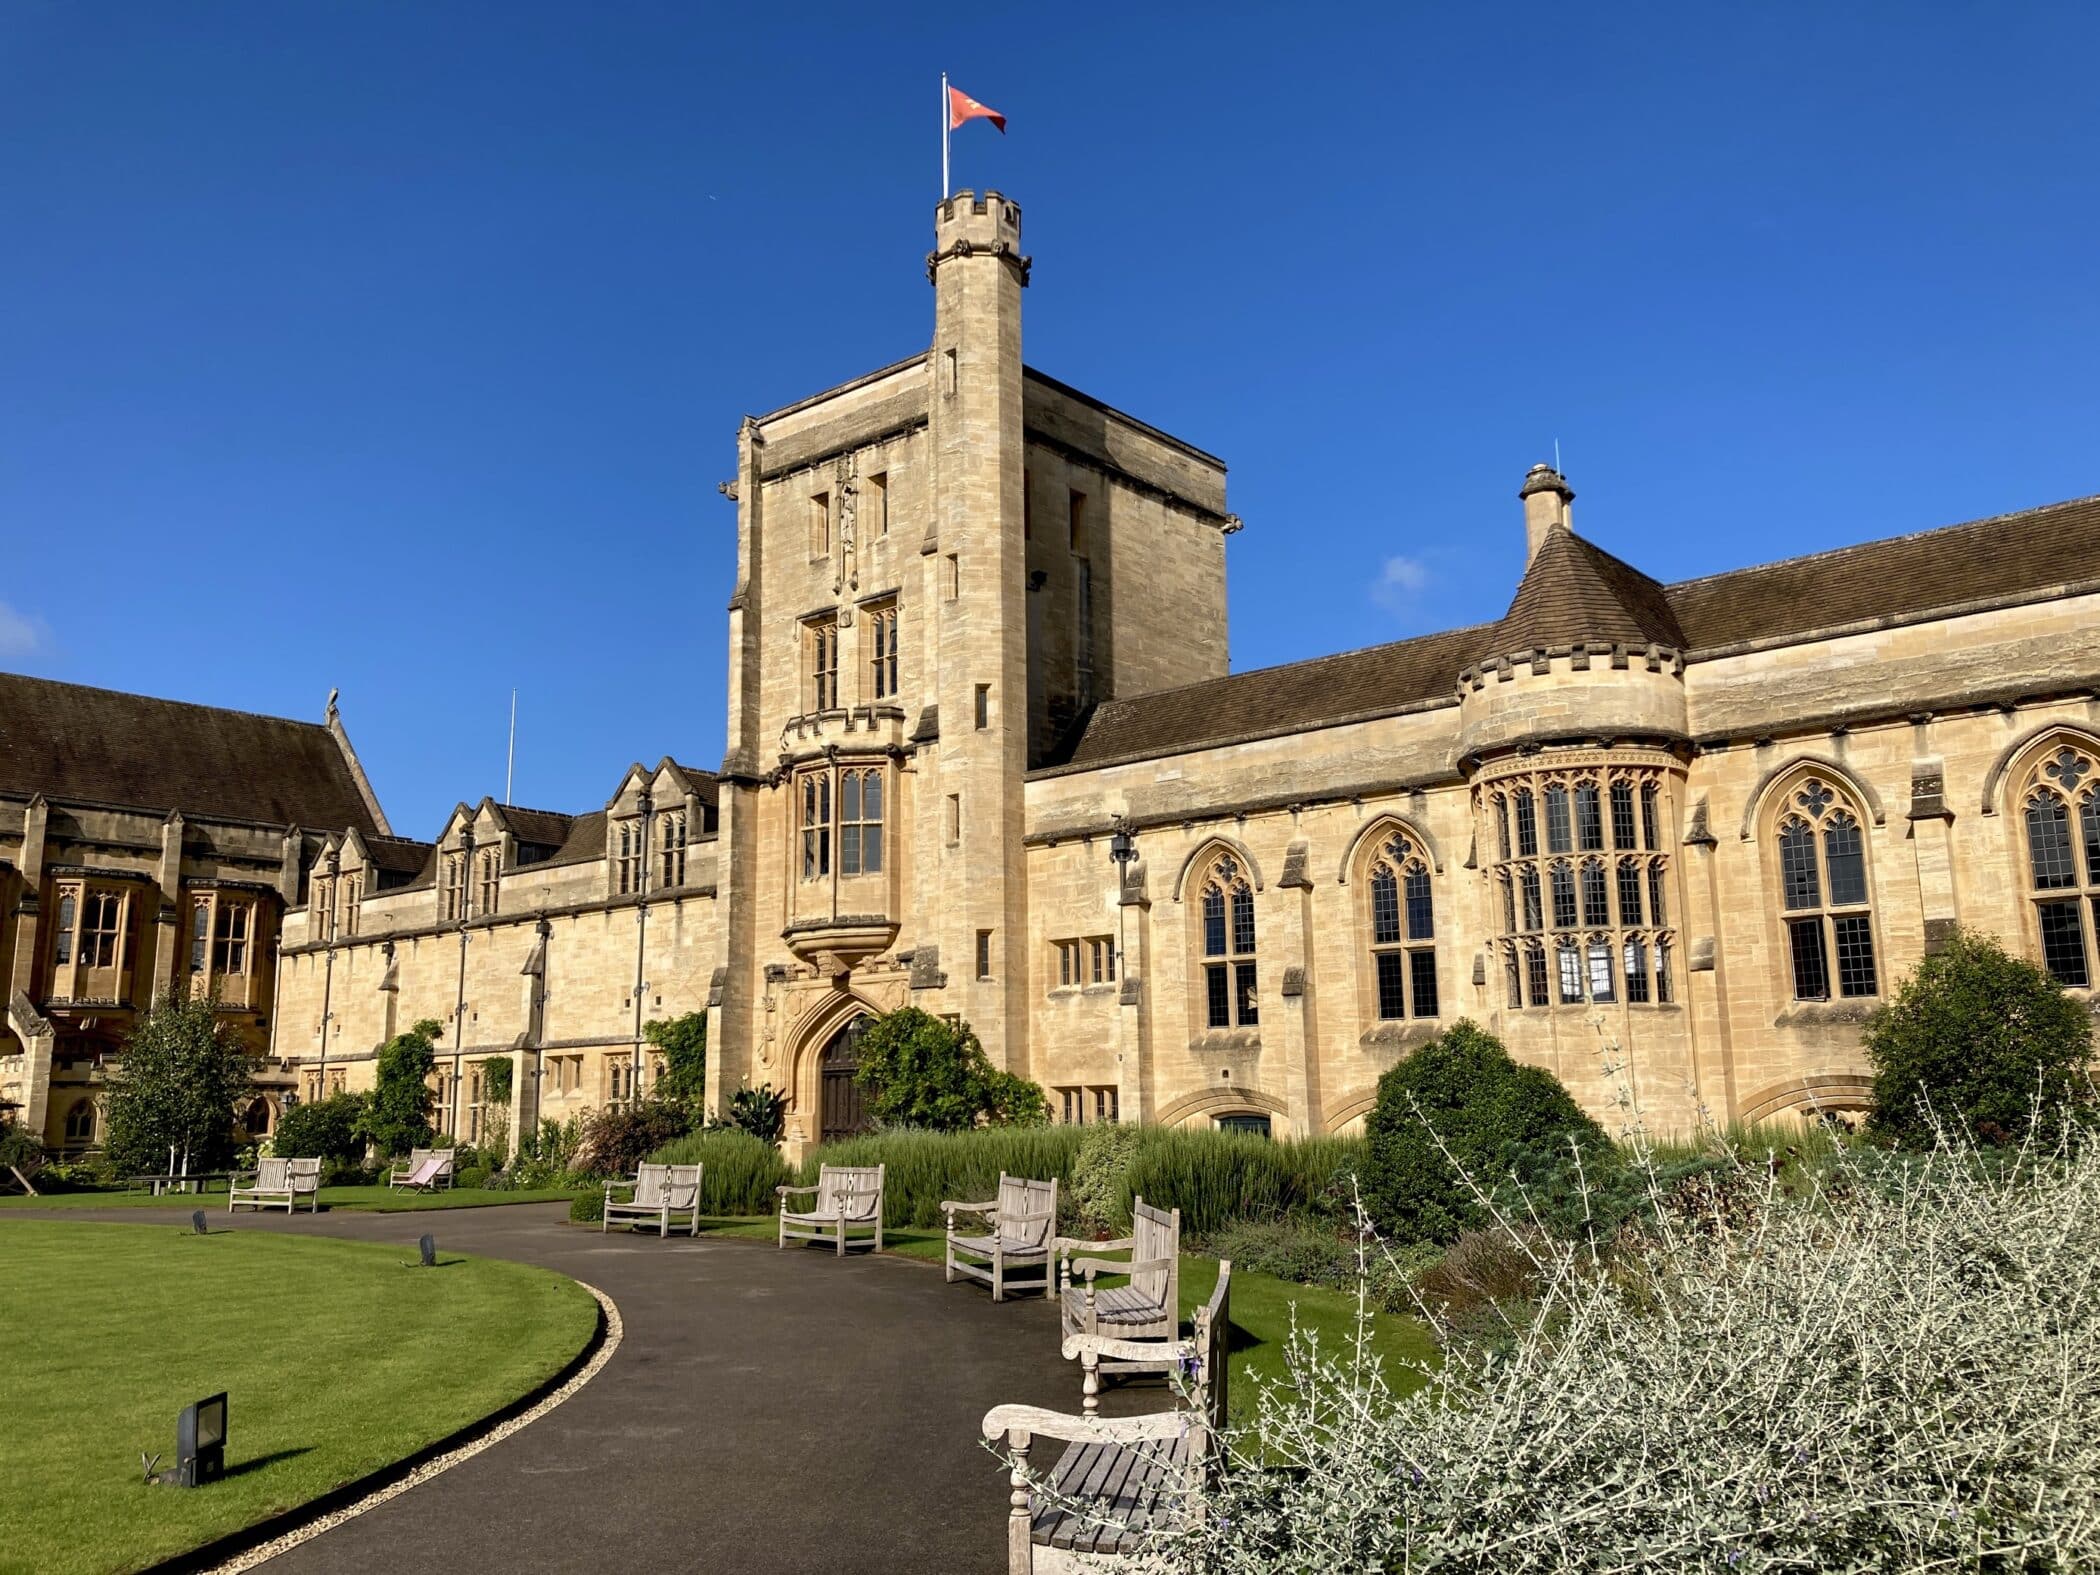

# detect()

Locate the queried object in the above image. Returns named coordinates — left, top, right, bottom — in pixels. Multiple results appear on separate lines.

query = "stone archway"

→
left=818, top=1015, right=874, bottom=1143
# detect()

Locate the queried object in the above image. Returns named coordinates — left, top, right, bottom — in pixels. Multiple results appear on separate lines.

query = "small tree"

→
left=575, top=1099, right=692, bottom=1176
left=644, top=1012, right=708, bottom=1116
left=1361, top=1019, right=1613, bottom=1244
left=1865, top=929, right=2095, bottom=1149
left=359, top=1019, right=442, bottom=1159
left=101, top=991, right=254, bottom=1177
left=273, top=1092, right=369, bottom=1164
left=852, top=1008, right=1050, bottom=1131
left=478, top=1056, right=514, bottom=1162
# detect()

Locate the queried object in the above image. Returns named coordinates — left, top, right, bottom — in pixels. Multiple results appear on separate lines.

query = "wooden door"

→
left=819, top=1015, right=872, bottom=1143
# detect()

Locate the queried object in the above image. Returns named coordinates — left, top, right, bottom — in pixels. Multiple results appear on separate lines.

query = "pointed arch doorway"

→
left=819, top=1014, right=875, bottom=1143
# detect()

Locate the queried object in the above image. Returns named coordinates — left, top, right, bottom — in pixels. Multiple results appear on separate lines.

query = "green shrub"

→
left=0, top=1124, right=45, bottom=1176
left=359, top=1019, right=442, bottom=1159
left=1069, top=1124, right=1142, bottom=1236
left=800, top=1125, right=1087, bottom=1228
left=575, top=1098, right=694, bottom=1176
left=1122, top=1127, right=1366, bottom=1236
left=568, top=1191, right=604, bottom=1223
left=1362, top=1019, right=1615, bottom=1244
left=724, top=1083, right=786, bottom=1146
left=323, top=1160, right=375, bottom=1187
left=455, top=1165, right=490, bottom=1189
left=101, top=990, right=252, bottom=1176
left=1866, top=928, right=2095, bottom=1150
left=852, top=1009, right=1049, bottom=1131
left=647, top=1129, right=793, bottom=1214
left=273, top=1093, right=368, bottom=1164
left=1198, top=1217, right=1429, bottom=1312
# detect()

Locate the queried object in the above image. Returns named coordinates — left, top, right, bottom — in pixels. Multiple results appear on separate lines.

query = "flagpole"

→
left=940, top=72, right=950, bottom=199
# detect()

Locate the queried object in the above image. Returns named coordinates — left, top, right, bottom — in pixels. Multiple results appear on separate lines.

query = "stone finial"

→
left=1519, top=463, right=1574, bottom=565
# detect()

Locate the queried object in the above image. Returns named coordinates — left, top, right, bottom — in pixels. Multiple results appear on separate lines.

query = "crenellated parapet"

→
left=927, top=190, right=1029, bottom=285
left=1457, top=642, right=1689, bottom=763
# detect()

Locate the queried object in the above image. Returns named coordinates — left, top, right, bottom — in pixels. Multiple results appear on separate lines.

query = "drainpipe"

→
left=451, top=824, right=474, bottom=1139
left=630, top=790, right=654, bottom=1102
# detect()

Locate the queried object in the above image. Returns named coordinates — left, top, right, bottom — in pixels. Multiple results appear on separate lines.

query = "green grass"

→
left=0, top=1220, right=599, bottom=1575
left=0, top=1185, right=585, bottom=1213
left=682, top=1215, right=1434, bottom=1415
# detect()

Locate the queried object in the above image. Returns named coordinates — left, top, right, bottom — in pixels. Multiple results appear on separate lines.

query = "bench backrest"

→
left=1191, top=1261, right=1232, bottom=1447
left=632, top=1162, right=669, bottom=1208
left=255, top=1157, right=289, bottom=1191
left=405, top=1147, right=431, bottom=1171
left=429, top=1147, right=456, bottom=1177
left=1132, top=1195, right=1181, bottom=1312
left=996, top=1173, right=1056, bottom=1247
left=664, top=1164, right=703, bottom=1211
left=816, top=1163, right=884, bottom=1221
left=286, top=1158, right=322, bottom=1192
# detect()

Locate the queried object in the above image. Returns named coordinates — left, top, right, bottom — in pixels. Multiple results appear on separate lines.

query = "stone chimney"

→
left=1519, top=463, right=1574, bottom=564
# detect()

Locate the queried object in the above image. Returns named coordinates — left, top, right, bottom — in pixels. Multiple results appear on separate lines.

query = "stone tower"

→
left=924, top=191, right=1031, bottom=1070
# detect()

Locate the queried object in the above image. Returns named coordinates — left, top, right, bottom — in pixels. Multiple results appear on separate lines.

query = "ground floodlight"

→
left=174, top=1393, right=228, bottom=1487
left=419, top=1232, right=437, bottom=1267
left=191, top=1209, right=207, bottom=1235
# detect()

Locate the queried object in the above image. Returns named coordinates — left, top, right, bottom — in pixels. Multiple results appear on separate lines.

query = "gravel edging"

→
left=145, top=1279, right=622, bottom=1575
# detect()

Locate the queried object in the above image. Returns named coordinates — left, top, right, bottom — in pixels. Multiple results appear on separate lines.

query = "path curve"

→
left=17, top=1203, right=1143, bottom=1574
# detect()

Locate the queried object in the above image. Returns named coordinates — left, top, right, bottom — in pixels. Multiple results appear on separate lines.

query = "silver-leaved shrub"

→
left=1039, top=1119, right=2100, bottom=1572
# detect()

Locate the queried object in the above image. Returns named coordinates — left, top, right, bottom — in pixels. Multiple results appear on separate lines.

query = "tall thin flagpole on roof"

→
left=941, top=72, right=950, bottom=199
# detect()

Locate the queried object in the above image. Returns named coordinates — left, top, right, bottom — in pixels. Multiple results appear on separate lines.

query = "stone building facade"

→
left=0, top=677, right=389, bottom=1151
left=261, top=188, right=2100, bottom=1157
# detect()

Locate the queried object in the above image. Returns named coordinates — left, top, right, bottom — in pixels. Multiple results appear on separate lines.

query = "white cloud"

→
left=0, top=600, right=47, bottom=660
left=1370, top=554, right=1430, bottom=614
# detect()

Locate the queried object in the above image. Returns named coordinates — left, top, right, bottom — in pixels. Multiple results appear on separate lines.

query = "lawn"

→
left=0, top=1184, right=584, bottom=1212
left=679, top=1215, right=1436, bottom=1414
left=0, top=1220, right=600, bottom=1575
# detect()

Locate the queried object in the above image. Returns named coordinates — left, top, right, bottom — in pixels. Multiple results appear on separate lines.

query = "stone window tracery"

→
left=1487, top=766, right=1674, bottom=1010
left=804, top=616, right=838, bottom=712
left=2022, top=742, right=2100, bottom=987
left=1772, top=776, right=1878, bottom=1000
left=476, top=849, right=501, bottom=916
left=867, top=601, right=899, bottom=701
left=659, top=811, right=689, bottom=887
left=611, top=824, right=643, bottom=896
left=840, top=767, right=884, bottom=876
left=1198, top=853, right=1258, bottom=1029
left=1366, top=833, right=1438, bottom=1020
left=212, top=901, right=250, bottom=975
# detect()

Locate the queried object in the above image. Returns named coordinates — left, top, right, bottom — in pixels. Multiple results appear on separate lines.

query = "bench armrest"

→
left=776, top=1184, right=820, bottom=1198
left=1068, top=1254, right=1175, bottom=1283
left=981, top=1405, right=1193, bottom=1448
left=1062, top=1331, right=1193, bottom=1364
left=1056, top=1236, right=1133, bottom=1256
left=941, top=1198, right=996, bottom=1217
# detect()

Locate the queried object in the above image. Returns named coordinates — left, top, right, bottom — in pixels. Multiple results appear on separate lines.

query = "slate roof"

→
left=1491, top=529, right=1685, bottom=654
left=1046, top=490, right=2100, bottom=772
left=0, top=673, right=382, bottom=833
left=492, top=805, right=575, bottom=850
left=360, top=836, right=435, bottom=877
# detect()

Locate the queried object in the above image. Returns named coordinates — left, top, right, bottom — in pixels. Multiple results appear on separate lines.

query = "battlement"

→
left=1457, top=645, right=1689, bottom=758
left=935, top=189, right=1022, bottom=241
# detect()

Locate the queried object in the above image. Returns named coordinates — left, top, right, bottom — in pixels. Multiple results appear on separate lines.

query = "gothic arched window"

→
left=2023, top=743, right=2100, bottom=986
left=63, top=1098, right=95, bottom=1144
left=1366, top=833, right=1438, bottom=1020
left=1199, top=854, right=1258, bottom=1029
left=1773, top=776, right=1878, bottom=1000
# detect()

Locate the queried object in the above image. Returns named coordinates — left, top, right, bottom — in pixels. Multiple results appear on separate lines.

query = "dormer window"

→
left=439, top=852, right=467, bottom=921
left=476, top=848, right=501, bottom=915
left=614, top=820, right=645, bottom=895
left=659, top=811, right=688, bottom=887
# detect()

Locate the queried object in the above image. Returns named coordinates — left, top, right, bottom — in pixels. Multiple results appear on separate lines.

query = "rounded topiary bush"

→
left=1865, top=928, right=2095, bottom=1150
left=455, top=1165, right=490, bottom=1190
left=568, top=1191, right=605, bottom=1223
left=1362, top=1019, right=1614, bottom=1244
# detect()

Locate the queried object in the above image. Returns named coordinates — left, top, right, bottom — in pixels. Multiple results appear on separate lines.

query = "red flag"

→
left=948, top=85, right=1006, bottom=134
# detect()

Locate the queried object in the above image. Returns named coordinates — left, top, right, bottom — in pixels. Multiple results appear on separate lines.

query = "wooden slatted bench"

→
left=1056, top=1196, right=1181, bottom=1374
left=945, top=1172, right=1059, bottom=1301
left=982, top=1261, right=1231, bottom=1573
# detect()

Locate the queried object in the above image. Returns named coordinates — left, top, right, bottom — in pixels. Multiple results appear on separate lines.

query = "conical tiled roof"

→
left=1489, top=528, right=1686, bottom=657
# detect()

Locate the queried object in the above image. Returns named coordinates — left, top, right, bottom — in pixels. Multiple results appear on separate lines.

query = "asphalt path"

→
left=10, top=1202, right=1159, bottom=1573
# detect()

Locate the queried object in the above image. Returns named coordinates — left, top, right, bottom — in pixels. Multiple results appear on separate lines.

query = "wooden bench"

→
left=982, top=1262, right=1231, bottom=1573
left=604, top=1162, right=703, bottom=1237
left=945, top=1172, right=1059, bottom=1301
left=1055, top=1197, right=1180, bottom=1374
left=228, top=1157, right=322, bottom=1214
left=388, top=1146, right=456, bottom=1192
left=776, top=1162, right=884, bottom=1255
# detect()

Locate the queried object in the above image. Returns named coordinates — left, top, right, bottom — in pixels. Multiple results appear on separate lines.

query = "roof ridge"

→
left=1664, top=490, right=2100, bottom=593
left=1101, top=621, right=1500, bottom=709
left=0, top=670, right=331, bottom=733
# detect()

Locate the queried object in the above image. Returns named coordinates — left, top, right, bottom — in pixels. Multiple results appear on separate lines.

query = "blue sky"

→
left=4, top=2, right=2096, bottom=837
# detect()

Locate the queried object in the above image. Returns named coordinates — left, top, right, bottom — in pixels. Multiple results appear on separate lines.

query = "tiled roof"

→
left=1047, top=489, right=2100, bottom=773
left=493, top=805, right=574, bottom=850
left=544, top=810, right=608, bottom=868
left=1665, top=491, right=2100, bottom=652
left=360, top=836, right=435, bottom=877
left=1491, top=530, right=1685, bottom=655
left=1046, top=624, right=1492, bottom=770
left=0, top=673, right=381, bottom=833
